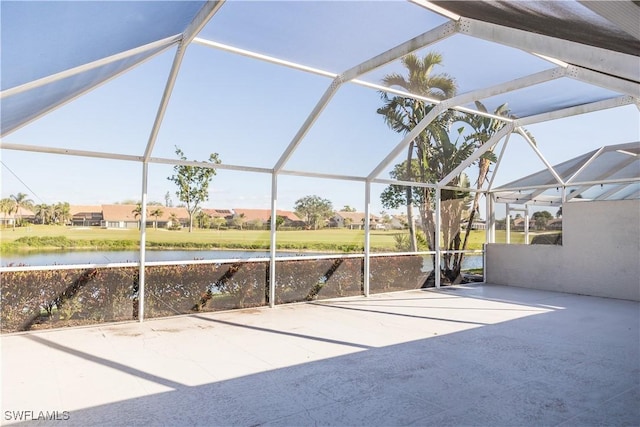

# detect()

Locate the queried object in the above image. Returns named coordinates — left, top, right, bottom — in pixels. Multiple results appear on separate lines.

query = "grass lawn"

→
left=1, top=225, right=526, bottom=252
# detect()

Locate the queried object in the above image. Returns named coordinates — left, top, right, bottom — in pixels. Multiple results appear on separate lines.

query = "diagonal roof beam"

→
left=368, top=66, right=565, bottom=180
left=517, top=127, right=564, bottom=186
left=566, top=156, right=638, bottom=201
left=194, top=37, right=511, bottom=122
left=459, top=17, right=639, bottom=84
left=273, top=21, right=458, bottom=172
left=0, top=42, right=178, bottom=138
left=142, top=1, right=225, bottom=161
left=0, top=35, right=181, bottom=100
left=367, top=102, right=448, bottom=180
left=595, top=183, right=633, bottom=201
left=438, top=123, right=514, bottom=187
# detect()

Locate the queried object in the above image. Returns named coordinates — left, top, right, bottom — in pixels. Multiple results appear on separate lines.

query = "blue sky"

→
left=1, top=1, right=638, bottom=216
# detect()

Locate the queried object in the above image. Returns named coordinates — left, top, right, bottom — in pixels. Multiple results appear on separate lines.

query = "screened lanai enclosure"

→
left=1, top=1, right=639, bottom=333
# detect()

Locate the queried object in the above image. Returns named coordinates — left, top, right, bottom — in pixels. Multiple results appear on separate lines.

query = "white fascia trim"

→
left=0, top=35, right=181, bottom=99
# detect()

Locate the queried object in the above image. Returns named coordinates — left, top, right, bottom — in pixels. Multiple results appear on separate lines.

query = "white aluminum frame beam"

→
left=0, top=35, right=181, bottom=100
left=1, top=45, right=178, bottom=138
left=566, top=64, right=640, bottom=98
left=516, top=127, right=564, bottom=185
left=459, top=16, right=639, bottom=84
left=438, top=123, right=515, bottom=187
left=193, top=37, right=517, bottom=122
left=565, top=146, right=606, bottom=184
left=369, top=67, right=564, bottom=180
left=142, top=1, right=225, bottom=161
left=273, top=21, right=458, bottom=172
left=566, top=156, right=638, bottom=201
left=487, top=132, right=511, bottom=191
left=516, top=95, right=636, bottom=126
left=594, top=183, right=631, bottom=201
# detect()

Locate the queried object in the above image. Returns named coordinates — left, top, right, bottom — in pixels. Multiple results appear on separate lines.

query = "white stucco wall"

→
left=486, top=199, right=640, bottom=301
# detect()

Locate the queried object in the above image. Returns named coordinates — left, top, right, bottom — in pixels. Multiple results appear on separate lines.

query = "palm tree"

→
left=132, top=203, right=142, bottom=229
left=33, top=203, right=50, bottom=224
left=378, top=52, right=457, bottom=251
left=55, top=202, right=71, bottom=225
left=0, top=198, right=15, bottom=229
left=10, top=192, right=34, bottom=228
left=149, top=207, right=164, bottom=229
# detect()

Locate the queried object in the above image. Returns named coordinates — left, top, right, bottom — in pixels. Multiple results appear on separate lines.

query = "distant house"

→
left=70, top=205, right=103, bottom=226
left=331, top=212, right=384, bottom=230
left=546, top=218, right=563, bottom=230
left=100, top=204, right=189, bottom=229
left=0, top=207, right=36, bottom=227
left=232, top=208, right=303, bottom=229
left=101, top=204, right=141, bottom=229
left=0, top=207, right=35, bottom=227
left=201, top=208, right=233, bottom=220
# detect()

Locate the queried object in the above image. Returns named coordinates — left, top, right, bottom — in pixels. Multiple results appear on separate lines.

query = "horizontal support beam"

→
left=278, top=169, right=366, bottom=182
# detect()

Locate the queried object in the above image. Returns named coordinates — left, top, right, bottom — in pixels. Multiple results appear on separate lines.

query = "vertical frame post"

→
left=138, top=162, right=148, bottom=322
left=364, top=181, right=371, bottom=297
left=435, top=187, right=441, bottom=289
left=524, top=206, right=530, bottom=244
left=269, top=173, right=277, bottom=308
left=506, top=203, right=511, bottom=244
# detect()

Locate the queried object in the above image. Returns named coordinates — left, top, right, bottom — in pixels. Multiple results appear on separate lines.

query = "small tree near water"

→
left=167, top=146, right=221, bottom=232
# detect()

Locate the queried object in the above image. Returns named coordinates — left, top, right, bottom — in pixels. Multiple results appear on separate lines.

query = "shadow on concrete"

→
left=10, top=290, right=640, bottom=426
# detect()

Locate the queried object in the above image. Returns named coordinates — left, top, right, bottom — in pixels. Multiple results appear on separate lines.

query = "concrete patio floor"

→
left=2, top=284, right=639, bottom=426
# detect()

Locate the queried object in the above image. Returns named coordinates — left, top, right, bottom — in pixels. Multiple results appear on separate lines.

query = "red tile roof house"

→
left=231, top=208, right=303, bottom=229
left=0, top=206, right=35, bottom=227
left=331, top=212, right=383, bottom=230
left=100, top=204, right=188, bottom=229
left=70, top=205, right=103, bottom=227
